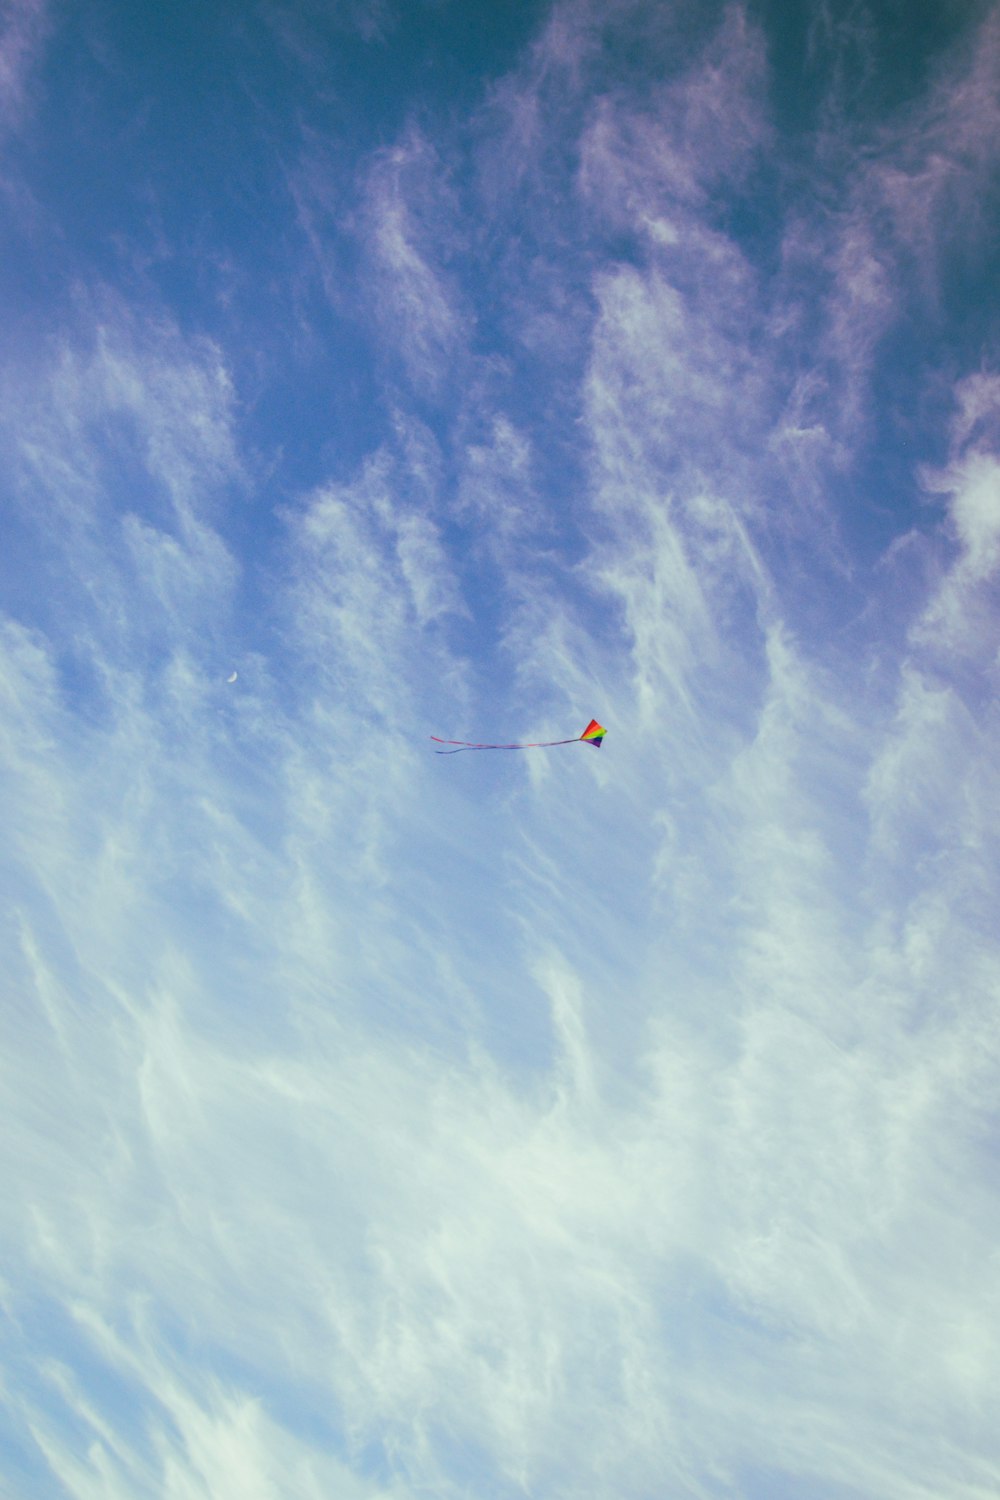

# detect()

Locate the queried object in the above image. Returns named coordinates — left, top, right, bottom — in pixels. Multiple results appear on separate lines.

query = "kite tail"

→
left=430, top=737, right=580, bottom=754
left=430, top=721, right=605, bottom=754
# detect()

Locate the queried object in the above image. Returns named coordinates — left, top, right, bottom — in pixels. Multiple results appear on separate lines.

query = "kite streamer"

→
left=431, top=719, right=606, bottom=754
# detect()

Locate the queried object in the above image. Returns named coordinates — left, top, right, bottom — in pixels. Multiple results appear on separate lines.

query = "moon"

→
left=227, top=671, right=238, bottom=683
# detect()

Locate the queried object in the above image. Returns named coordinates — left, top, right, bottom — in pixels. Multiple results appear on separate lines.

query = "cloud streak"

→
left=0, top=0, right=48, bottom=138
left=3, top=2, right=1000, bottom=1497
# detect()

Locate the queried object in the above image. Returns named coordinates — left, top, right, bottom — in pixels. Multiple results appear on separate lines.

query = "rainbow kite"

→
left=431, top=719, right=607, bottom=755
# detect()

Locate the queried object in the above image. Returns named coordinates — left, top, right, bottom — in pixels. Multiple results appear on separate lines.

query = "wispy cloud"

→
left=4, top=1, right=1000, bottom=1497
left=359, top=127, right=469, bottom=397
left=262, top=0, right=396, bottom=62
left=914, top=375, right=1000, bottom=666
left=773, top=5, right=1000, bottom=474
left=0, top=0, right=48, bottom=137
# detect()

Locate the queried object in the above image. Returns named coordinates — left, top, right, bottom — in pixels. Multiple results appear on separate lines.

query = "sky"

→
left=2, top=0, right=1000, bottom=1496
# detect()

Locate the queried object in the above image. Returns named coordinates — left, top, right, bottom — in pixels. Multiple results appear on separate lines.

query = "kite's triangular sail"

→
left=431, top=720, right=606, bottom=754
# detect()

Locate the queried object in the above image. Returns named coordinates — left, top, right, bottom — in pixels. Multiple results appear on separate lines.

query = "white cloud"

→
left=582, top=4, right=769, bottom=213
left=0, top=0, right=48, bottom=137
left=4, top=4, right=1000, bottom=1498
left=875, top=9, right=1000, bottom=267
left=773, top=4, right=1000, bottom=465
left=360, top=128, right=468, bottom=395
left=456, top=413, right=537, bottom=545
left=910, top=375, right=1000, bottom=666
left=5, top=294, right=241, bottom=538
left=262, top=0, right=396, bottom=64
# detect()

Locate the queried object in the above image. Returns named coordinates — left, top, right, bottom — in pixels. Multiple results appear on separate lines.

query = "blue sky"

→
left=2, top=1, right=1000, bottom=1496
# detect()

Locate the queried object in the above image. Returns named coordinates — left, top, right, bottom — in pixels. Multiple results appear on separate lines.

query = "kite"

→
left=431, top=719, right=606, bottom=755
